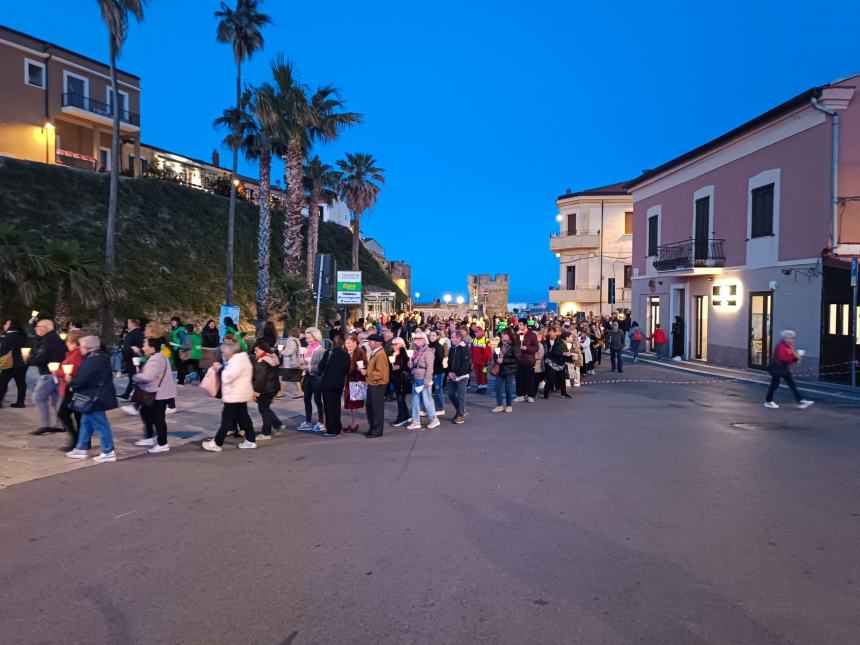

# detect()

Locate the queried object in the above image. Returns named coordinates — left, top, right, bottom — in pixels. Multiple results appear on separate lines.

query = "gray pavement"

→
left=1, top=362, right=859, bottom=644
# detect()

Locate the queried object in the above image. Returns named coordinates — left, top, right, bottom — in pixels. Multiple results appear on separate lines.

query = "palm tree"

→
left=303, top=156, right=340, bottom=288
left=337, top=153, right=385, bottom=270
left=45, top=241, right=121, bottom=328
left=98, top=0, right=145, bottom=340
left=260, top=57, right=360, bottom=280
left=0, top=225, right=49, bottom=320
left=215, top=0, right=271, bottom=306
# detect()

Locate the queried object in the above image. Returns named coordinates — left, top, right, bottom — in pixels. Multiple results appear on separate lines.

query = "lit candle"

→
left=48, top=362, right=60, bottom=372
left=21, top=347, right=31, bottom=360
left=406, top=350, right=414, bottom=358
left=59, top=332, right=68, bottom=341
left=277, top=344, right=285, bottom=352
left=31, top=310, right=39, bottom=318
left=62, top=364, right=73, bottom=375
left=388, top=355, right=395, bottom=364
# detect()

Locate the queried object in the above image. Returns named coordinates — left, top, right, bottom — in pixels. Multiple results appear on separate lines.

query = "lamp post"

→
left=456, top=295, right=464, bottom=305
left=443, top=294, right=452, bottom=305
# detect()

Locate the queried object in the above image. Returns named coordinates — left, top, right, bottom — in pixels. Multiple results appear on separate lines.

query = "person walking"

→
left=428, top=330, right=447, bottom=415
left=628, top=321, right=643, bottom=362
left=764, top=330, right=814, bottom=410
left=446, top=330, right=472, bottom=424
left=0, top=319, right=28, bottom=408
left=545, top=330, right=572, bottom=399
left=118, top=318, right=144, bottom=399
left=389, top=337, right=412, bottom=427
left=29, top=319, right=66, bottom=435
left=605, top=322, right=627, bottom=373
left=65, top=336, right=118, bottom=463
left=343, top=333, right=367, bottom=433
left=514, top=321, right=539, bottom=403
left=318, top=335, right=350, bottom=437
left=252, top=340, right=282, bottom=440
left=407, top=331, right=440, bottom=430
left=278, top=328, right=303, bottom=399
left=648, top=323, right=667, bottom=360
left=298, top=327, right=326, bottom=433
left=177, top=324, right=203, bottom=385
left=491, top=329, right=520, bottom=413
left=131, top=338, right=176, bottom=453
left=55, top=331, right=85, bottom=451
left=469, top=325, right=492, bottom=394
left=202, top=340, right=257, bottom=451
left=362, top=333, right=390, bottom=438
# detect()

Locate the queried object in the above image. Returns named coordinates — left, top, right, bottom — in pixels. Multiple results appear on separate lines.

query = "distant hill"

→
left=0, top=158, right=404, bottom=326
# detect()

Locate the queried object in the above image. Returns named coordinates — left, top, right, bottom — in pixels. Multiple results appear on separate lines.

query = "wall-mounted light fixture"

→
left=712, top=283, right=739, bottom=308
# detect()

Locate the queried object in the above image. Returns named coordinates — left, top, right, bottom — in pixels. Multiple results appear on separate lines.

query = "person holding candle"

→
left=0, top=319, right=28, bottom=409
left=65, top=336, right=118, bottom=463
left=132, top=338, right=177, bottom=453
left=361, top=333, right=390, bottom=438
left=514, top=320, right=539, bottom=404
left=491, top=329, right=520, bottom=413
left=406, top=331, right=440, bottom=430
left=317, top=334, right=350, bottom=437
left=343, top=334, right=367, bottom=433
left=446, top=330, right=472, bottom=424
left=389, top=336, right=412, bottom=427
left=277, top=327, right=303, bottom=399
left=55, top=330, right=86, bottom=451
left=28, top=319, right=67, bottom=435
left=428, top=330, right=447, bottom=415
left=118, top=318, right=144, bottom=400
left=251, top=340, right=282, bottom=440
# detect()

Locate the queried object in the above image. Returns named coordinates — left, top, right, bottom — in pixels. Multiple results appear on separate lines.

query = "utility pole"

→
left=599, top=199, right=605, bottom=315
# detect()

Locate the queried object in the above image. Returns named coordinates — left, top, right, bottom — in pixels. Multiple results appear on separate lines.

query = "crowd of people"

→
left=0, top=308, right=814, bottom=461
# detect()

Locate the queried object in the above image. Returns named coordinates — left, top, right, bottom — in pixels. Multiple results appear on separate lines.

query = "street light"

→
left=414, top=291, right=421, bottom=299
left=443, top=294, right=452, bottom=304
left=555, top=214, right=563, bottom=222
left=456, top=295, right=465, bottom=305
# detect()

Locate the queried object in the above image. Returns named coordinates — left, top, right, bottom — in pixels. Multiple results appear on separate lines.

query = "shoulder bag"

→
left=70, top=371, right=109, bottom=414
left=0, top=351, right=13, bottom=371
left=131, top=359, right=169, bottom=407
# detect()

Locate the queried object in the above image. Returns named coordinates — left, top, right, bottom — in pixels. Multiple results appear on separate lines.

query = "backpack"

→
left=632, top=330, right=642, bottom=342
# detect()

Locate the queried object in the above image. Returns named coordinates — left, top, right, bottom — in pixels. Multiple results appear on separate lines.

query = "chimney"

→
left=212, top=149, right=220, bottom=167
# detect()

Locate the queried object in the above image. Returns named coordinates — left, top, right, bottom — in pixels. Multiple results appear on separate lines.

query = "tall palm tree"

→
left=303, top=157, right=340, bottom=287
left=215, top=0, right=271, bottom=306
left=261, top=57, right=360, bottom=280
left=98, top=0, right=145, bottom=340
left=337, top=153, right=385, bottom=270
left=0, top=225, right=49, bottom=320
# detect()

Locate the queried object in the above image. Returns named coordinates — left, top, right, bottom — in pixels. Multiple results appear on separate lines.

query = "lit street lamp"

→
left=443, top=294, right=452, bottom=304
left=455, top=295, right=465, bottom=305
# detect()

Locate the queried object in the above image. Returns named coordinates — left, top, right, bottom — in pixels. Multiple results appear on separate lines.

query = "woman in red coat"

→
left=343, top=334, right=367, bottom=433
left=764, top=330, right=813, bottom=410
left=55, top=330, right=85, bottom=451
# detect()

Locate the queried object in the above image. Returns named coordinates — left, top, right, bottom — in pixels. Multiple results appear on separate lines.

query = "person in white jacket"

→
left=202, top=341, right=257, bottom=452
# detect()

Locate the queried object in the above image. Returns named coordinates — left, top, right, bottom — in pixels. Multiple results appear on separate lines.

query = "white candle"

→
left=277, top=344, right=285, bottom=352
left=48, top=362, right=60, bottom=372
left=300, top=347, right=307, bottom=356
left=132, top=357, right=141, bottom=366
left=59, top=332, right=68, bottom=341
left=21, top=347, right=31, bottom=360
left=357, top=360, right=365, bottom=369
left=62, top=364, right=73, bottom=375
left=31, top=310, right=38, bottom=318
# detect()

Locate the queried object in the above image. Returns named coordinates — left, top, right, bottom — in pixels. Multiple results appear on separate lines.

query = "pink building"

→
left=630, top=75, right=860, bottom=383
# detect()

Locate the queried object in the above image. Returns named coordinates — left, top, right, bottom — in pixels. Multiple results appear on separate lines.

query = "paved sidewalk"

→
left=0, top=378, right=307, bottom=489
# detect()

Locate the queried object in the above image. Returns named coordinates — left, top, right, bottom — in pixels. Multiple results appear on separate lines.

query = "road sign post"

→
left=337, top=270, right=362, bottom=308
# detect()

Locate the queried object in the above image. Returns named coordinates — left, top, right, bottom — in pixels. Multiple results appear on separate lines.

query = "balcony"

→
left=549, top=230, right=600, bottom=252
left=549, top=288, right=601, bottom=304
left=652, top=238, right=726, bottom=272
left=61, top=93, right=140, bottom=129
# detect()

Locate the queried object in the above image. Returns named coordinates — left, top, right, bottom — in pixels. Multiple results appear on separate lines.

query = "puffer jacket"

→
left=252, top=353, right=280, bottom=394
left=69, top=351, right=118, bottom=412
left=408, top=345, right=434, bottom=382
left=133, top=351, right=178, bottom=401
left=220, top=352, right=254, bottom=403
left=497, top=343, right=520, bottom=376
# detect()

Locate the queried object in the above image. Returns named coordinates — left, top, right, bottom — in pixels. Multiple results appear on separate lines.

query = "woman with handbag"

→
left=406, top=331, right=440, bottom=430
left=389, top=337, right=412, bottom=427
left=132, top=338, right=177, bottom=454
left=202, top=340, right=257, bottom=451
left=490, top=329, right=520, bottom=413
left=298, top=327, right=326, bottom=433
left=0, top=319, right=28, bottom=408
left=65, top=336, right=118, bottom=463
left=56, top=330, right=86, bottom=451
left=343, top=333, right=367, bottom=433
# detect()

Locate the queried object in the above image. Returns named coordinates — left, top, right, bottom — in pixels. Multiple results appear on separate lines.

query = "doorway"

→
left=694, top=295, right=708, bottom=360
left=671, top=287, right=687, bottom=359
left=749, top=292, right=773, bottom=369
left=647, top=296, right=660, bottom=350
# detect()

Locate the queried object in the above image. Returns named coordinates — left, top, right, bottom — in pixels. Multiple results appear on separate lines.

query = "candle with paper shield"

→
left=62, top=364, right=73, bottom=375
left=21, top=347, right=31, bottom=360
left=48, top=362, right=60, bottom=373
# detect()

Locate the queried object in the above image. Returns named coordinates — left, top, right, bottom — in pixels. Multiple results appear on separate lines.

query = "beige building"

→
left=549, top=182, right=634, bottom=316
left=468, top=274, right=509, bottom=316
left=0, top=24, right=142, bottom=175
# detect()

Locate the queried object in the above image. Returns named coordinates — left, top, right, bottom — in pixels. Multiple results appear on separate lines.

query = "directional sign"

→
left=337, top=271, right=362, bottom=305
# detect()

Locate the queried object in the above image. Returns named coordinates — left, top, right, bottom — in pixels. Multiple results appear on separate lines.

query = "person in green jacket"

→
left=177, top=323, right=203, bottom=385
left=223, top=316, right=247, bottom=352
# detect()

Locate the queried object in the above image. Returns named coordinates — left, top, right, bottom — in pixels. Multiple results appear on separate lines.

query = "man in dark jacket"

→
left=65, top=336, right=118, bottom=462
left=605, top=322, right=628, bottom=373
left=514, top=320, right=539, bottom=402
left=119, top=318, right=144, bottom=399
left=318, top=336, right=350, bottom=436
left=29, top=320, right=67, bottom=434
left=446, top=330, right=472, bottom=424
left=252, top=341, right=282, bottom=439
left=0, top=319, right=28, bottom=408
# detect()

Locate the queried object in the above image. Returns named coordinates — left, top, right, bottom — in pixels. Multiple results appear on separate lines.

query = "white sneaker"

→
left=513, top=396, right=526, bottom=403
left=65, top=448, right=88, bottom=459
left=148, top=443, right=169, bottom=454
left=297, top=421, right=314, bottom=431
left=134, top=437, right=155, bottom=447
left=427, top=419, right=441, bottom=429
left=121, top=405, right=138, bottom=416
left=202, top=439, right=222, bottom=452
left=238, top=440, right=257, bottom=449
left=763, top=401, right=779, bottom=409
left=526, top=396, right=535, bottom=403
left=255, top=433, right=272, bottom=441
left=798, top=400, right=814, bottom=410
left=393, top=418, right=412, bottom=427
left=490, top=406, right=504, bottom=413
left=436, top=410, right=446, bottom=416
left=419, top=411, right=427, bottom=417
left=504, top=406, right=513, bottom=413
left=166, top=407, right=177, bottom=415
left=93, top=451, right=116, bottom=463
left=573, top=383, right=581, bottom=387
left=406, top=422, right=422, bottom=430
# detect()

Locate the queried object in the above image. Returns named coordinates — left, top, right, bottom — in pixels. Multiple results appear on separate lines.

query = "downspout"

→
left=599, top=199, right=605, bottom=314
left=811, top=94, right=839, bottom=251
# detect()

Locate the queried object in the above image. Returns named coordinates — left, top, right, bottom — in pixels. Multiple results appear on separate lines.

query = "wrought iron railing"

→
left=62, top=92, right=140, bottom=126
left=550, top=229, right=600, bottom=238
left=653, top=238, right=726, bottom=271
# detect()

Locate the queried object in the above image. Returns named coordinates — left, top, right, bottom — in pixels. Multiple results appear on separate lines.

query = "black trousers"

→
left=121, top=361, right=136, bottom=397
left=215, top=402, right=255, bottom=446
left=57, top=388, right=84, bottom=447
left=322, top=388, right=343, bottom=435
left=303, top=375, right=324, bottom=424
left=140, top=399, right=169, bottom=446
left=544, top=368, right=567, bottom=397
left=515, top=365, right=535, bottom=397
left=766, top=373, right=802, bottom=403
left=366, top=384, right=386, bottom=437
left=0, top=366, right=27, bottom=405
left=177, top=359, right=202, bottom=385
left=257, top=392, right=281, bottom=436
left=395, top=391, right=409, bottom=423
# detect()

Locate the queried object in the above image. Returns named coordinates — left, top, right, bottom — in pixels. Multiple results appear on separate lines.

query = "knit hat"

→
left=413, top=331, right=429, bottom=343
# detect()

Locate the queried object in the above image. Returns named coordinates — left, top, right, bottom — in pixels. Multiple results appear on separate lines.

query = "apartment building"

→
left=629, top=75, right=860, bottom=383
left=0, top=24, right=141, bottom=175
left=548, top=183, right=634, bottom=316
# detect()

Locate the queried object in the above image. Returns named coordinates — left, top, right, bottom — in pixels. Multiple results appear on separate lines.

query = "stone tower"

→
left=467, top=274, right=509, bottom=316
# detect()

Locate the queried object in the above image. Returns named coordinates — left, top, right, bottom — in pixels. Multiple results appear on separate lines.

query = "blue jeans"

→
left=446, top=378, right=467, bottom=417
left=494, top=373, right=514, bottom=406
left=33, top=374, right=59, bottom=428
left=610, top=349, right=623, bottom=371
left=432, top=373, right=444, bottom=412
left=76, top=411, right=114, bottom=453
left=411, top=380, right=437, bottom=423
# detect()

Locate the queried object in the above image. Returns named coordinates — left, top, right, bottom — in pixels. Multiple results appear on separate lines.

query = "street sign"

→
left=851, top=257, right=858, bottom=287
left=337, top=270, right=362, bottom=305
left=313, top=254, right=331, bottom=301
left=482, top=288, right=489, bottom=297
left=218, top=304, right=240, bottom=340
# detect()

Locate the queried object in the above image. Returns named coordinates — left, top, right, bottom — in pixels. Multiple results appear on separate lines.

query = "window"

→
left=98, top=147, right=111, bottom=171
left=567, top=213, right=576, bottom=235
left=623, top=265, right=632, bottom=289
left=24, top=58, right=45, bottom=88
left=565, top=266, right=576, bottom=290
left=751, top=183, right=774, bottom=238
left=694, top=196, right=710, bottom=260
left=647, top=214, right=659, bottom=256
left=107, top=87, right=129, bottom=119
left=624, top=211, right=633, bottom=235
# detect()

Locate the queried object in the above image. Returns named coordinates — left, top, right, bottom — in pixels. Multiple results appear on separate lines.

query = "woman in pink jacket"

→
left=202, top=340, right=257, bottom=451
left=132, top=338, right=177, bottom=454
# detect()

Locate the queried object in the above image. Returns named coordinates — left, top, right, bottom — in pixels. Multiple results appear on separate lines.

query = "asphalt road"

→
left=1, top=363, right=859, bottom=645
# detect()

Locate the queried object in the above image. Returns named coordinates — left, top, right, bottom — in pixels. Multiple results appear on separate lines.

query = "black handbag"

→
left=70, top=373, right=109, bottom=414
left=131, top=360, right=168, bottom=407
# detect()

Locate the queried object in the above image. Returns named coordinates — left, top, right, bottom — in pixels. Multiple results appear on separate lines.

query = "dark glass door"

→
left=749, top=292, right=772, bottom=369
left=694, top=197, right=709, bottom=261
left=695, top=295, right=708, bottom=360
left=648, top=296, right=660, bottom=350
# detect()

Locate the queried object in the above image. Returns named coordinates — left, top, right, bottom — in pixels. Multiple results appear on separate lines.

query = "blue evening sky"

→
left=5, top=1, right=860, bottom=302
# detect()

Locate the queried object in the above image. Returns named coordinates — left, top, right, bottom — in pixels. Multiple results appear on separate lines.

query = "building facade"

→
left=548, top=183, right=633, bottom=316
left=468, top=274, right=509, bottom=316
left=0, top=24, right=142, bottom=175
left=629, top=76, right=860, bottom=383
